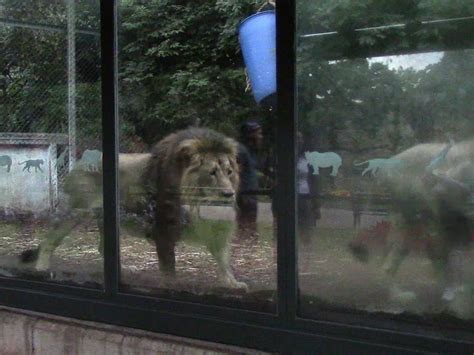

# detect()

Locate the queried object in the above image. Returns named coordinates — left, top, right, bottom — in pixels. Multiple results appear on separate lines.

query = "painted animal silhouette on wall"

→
left=55, top=150, right=67, bottom=170
left=0, top=155, right=12, bottom=173
left=305, top=151, right=342, bottom=176
left=19, top=159, right=45, bottom=173
left=354, top=158, right=403, bottom=177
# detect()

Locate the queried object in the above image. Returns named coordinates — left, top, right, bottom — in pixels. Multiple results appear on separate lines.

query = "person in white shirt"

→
left=297, top=132, right=321, bottom=244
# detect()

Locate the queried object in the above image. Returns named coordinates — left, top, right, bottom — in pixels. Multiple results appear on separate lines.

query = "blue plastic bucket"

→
left=238, top=10, right=276, bottom=104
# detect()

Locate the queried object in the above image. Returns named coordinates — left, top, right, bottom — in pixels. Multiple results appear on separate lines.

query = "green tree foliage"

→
left=1, top=0, right=474, bottom=156
left=119, top=0, right=262, bottom=145
left=0, top=0, right=99, bottom=138
left=297, top=0, right=474, bottom=156
left=0, top=0, right=265, bottom=150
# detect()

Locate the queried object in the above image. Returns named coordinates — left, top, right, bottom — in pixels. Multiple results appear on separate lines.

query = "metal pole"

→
left=101, top=0, right=120, bottom=297
left=275, top=0, right=297, bottom=328
left=67, top=0, right=76, bottom=171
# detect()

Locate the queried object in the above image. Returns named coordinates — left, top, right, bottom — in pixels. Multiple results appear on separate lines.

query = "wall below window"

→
left=0, top=306, right=266, bottom=354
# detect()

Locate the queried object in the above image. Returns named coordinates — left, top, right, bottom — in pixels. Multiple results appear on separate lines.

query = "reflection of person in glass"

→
left=297, top=131, right=321, bottom=244
left=237, top=120, right=263, bottom=240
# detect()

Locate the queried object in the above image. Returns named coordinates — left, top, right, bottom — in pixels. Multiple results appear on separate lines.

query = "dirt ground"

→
left=0, top=218, right=277, bottom=311
left=0, top=210, right=472, bottom=332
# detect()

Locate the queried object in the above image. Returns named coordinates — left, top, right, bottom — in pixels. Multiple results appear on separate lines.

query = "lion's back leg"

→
left=382, top=223, right=417, bottom=302
left=34, top=216, right=81, bottom=271
left=151, top=195, right=183, bottom=275
left=382, top=240, right=409, bottom=276
left=425, top=231, right=462, bottom=301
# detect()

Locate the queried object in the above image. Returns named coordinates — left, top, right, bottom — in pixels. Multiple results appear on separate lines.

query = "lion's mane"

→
left=145, top=128, right=240, bottom=242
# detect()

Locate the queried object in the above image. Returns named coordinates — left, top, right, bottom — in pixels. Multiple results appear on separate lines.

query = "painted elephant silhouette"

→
left=305, top=151, right=342, bottom=176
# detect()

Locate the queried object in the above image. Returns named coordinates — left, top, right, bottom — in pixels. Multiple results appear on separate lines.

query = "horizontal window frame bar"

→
left=1, top=287, right=468, bottom=354
left=113, top=290, right=279, bottom=327
left=300, top=15, right=474, bottom=38
left=0, top=276, right=471, bottom=352
left=0, top=276, right=104, bottom=299
left=298, top=16, right=474, bottom=61
left=293, top=311, right=474, bottom=353
left=0, top=17, right=99, bottom=36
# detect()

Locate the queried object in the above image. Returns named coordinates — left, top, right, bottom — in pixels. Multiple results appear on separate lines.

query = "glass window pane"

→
left=0, top=0, right=102, bottom=287
left=118, top=1, right=276, bottom=311
left=297, top=1, right=474, bottom=328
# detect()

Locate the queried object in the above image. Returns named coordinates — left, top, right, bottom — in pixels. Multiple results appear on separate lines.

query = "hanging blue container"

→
left=238, top=10, right=276, bottom=104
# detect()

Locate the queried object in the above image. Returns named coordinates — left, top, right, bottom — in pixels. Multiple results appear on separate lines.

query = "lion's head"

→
left=174, top=129, right=240, bottom=204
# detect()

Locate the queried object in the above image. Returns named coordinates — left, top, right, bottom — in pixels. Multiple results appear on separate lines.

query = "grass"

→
left=0, top=223, right=21, bottom=238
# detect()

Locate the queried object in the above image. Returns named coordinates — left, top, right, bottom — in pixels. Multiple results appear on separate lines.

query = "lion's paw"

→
left=389, top=285, right=416, bottom=303
left=442, top=286, right=466, bottom=302
left=35, top=261, right=50, bottom=272
left=220, top=274, right=249, bottom=292
left=230, top=280, right=249, bottom=292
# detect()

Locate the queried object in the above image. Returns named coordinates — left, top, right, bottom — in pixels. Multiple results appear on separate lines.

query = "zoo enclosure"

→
left=0, top=1, right=472, bottom=354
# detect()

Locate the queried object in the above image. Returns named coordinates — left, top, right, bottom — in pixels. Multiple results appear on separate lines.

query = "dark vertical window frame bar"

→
left=100, top=0, right=120, bottom=297
left=275, top=0, right=297, bottom=325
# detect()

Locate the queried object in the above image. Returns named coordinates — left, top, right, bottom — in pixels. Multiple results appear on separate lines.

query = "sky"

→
left=368, top=51, right=444, bottom=71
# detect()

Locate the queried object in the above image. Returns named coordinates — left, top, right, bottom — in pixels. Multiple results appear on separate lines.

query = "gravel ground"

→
left=0, top=209, right=472, bottom=327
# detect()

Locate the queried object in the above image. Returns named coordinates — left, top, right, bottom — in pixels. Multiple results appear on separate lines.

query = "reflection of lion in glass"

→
left=21, top=128, right=247, bottom=290
left=349, top=139, right=474, bottom=303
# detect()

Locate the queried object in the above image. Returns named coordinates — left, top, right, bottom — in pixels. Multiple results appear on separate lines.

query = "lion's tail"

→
left=353, top=160, right=368, bottom=166
left=20, top=248, right=39, bottom=263
left=18, top=161, right=27, bottom=165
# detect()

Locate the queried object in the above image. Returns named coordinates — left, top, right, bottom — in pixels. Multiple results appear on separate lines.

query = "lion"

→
left=349, top=139, right=474, bottom=303
left=20, top=128, right=247, bottom=290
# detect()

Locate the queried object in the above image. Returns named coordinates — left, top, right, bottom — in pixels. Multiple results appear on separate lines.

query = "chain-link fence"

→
left=0, top=1, right=102, bottom=188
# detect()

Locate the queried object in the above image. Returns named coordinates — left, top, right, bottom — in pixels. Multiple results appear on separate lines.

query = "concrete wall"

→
left=0, top=145, right=56, bottom=215
left=0, top=306, right=267, bottom=354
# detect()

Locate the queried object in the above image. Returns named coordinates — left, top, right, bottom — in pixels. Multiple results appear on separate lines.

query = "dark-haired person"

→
left=237, top=120, right=263, bottom=240
left=297, top=131, right=321, bottom=245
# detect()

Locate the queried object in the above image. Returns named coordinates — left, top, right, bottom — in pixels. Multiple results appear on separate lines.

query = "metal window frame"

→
left=0, top=0, right=472, bottom=353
